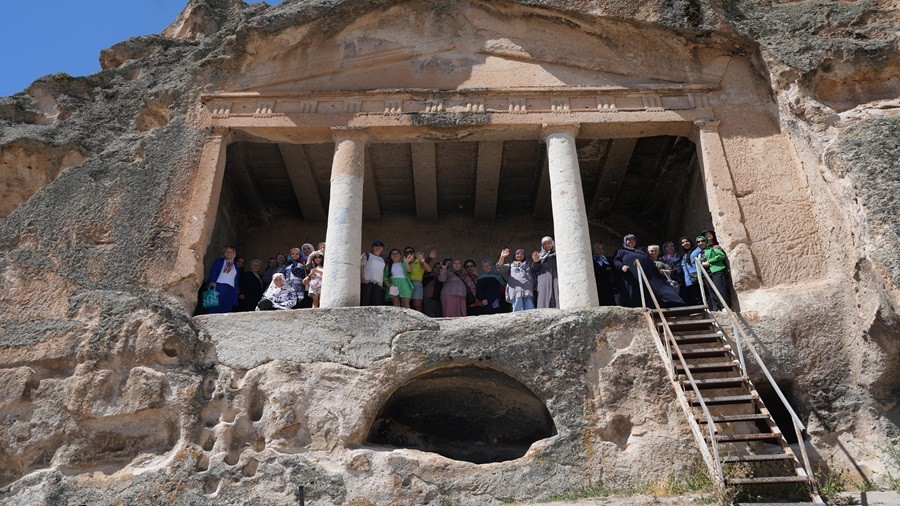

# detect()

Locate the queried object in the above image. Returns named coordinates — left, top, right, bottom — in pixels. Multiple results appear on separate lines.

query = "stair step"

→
left=724, top=453, right=794, bottom=463
left=658, top=304, right=708, bottom=317
left=674, top=346, right=731, bottom=359
left=733, top=503, right=818, bottom=506
left=682, top=376, right=748, bottom=389
left=691, top=394, right=755, bottom=406
left=676, top=362, right=739, bottom=374
left=659, top=319, right=716, bottom=332
left=726, top=475, right=810, bottom=485
left=715, top=432, right=781, bottom=443
left=674, top=333, right=724, bottom=345
left=698, top=413, right=771, bottom=423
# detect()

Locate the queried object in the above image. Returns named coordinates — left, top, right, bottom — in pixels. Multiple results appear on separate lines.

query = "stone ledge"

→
left=194, top=306, right=439, bottom=369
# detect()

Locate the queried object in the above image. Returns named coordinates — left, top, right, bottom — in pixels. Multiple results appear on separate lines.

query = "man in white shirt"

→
left=207, top=247, right=239, bottom=313
left=360, top=240, right=386, bottom=306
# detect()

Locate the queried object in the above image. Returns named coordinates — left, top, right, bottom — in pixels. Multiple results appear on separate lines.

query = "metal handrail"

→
left=633, top=260, right=724, bottom=485
left=693, top=256, right=819, bottom=494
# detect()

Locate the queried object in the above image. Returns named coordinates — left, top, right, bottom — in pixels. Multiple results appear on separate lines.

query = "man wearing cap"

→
left=360, top=240, right=386, bottom=306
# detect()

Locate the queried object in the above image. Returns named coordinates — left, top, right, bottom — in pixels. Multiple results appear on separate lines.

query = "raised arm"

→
left=498, top=248, right=510, bottom=266
left=417, top=251, right=434, bottom=273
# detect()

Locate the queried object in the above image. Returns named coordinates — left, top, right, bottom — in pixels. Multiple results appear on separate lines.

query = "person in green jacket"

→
left=697, top=235, right=733, bottom=310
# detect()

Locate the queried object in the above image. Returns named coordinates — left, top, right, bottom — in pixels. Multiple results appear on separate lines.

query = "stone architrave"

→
left=542, top=124, right=600, bottom=309
left=320, top=128, right=368, bottom=308
left=692, top=120, right=760, bottom=290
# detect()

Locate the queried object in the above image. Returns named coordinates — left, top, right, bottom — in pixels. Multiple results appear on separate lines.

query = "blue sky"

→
left=0, top=1, right=278, bottom=96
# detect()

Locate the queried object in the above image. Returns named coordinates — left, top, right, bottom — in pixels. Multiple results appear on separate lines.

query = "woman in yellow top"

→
left=403, top=246, right=437, bottom=312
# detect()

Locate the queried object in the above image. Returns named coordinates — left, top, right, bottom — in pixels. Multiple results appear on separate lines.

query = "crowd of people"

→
left=201, top=229, right=734, bottom=317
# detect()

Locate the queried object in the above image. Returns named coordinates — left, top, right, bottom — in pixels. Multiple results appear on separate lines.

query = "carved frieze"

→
left=201, top=88, right=714, bottom=121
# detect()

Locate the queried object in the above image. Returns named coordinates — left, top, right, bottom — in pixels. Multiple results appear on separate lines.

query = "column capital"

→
left=693, top=119, right=721, bottom=131
left=330, top=126, right=370, bottom=143
left=541, top=123, right=580, bottom=141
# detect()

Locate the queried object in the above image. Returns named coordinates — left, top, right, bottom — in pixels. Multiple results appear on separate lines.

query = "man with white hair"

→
left=206, top=246, right=240, bottom=313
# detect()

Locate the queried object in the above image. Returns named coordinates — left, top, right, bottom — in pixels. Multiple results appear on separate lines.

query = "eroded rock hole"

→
left=253, top=435, right=266, bottom=452
left=248, top=389, right=266, bottom=422
left=242, top=459, right=259, bottom=477
left=162, top=339, right=179, bottom=358
left=199, top=428, right=215, bottom=451
left=366, top=366, right=556, bottom=464
left=196, top=454, right=209, bottom=472
left=203, top=476, right=220, bottom=494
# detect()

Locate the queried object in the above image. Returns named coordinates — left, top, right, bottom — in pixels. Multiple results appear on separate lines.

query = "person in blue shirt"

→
left=679, top=237, right=702, bottom=305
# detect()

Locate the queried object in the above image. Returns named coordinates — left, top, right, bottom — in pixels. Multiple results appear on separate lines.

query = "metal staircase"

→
left=634, top=259, right=824, bottom=504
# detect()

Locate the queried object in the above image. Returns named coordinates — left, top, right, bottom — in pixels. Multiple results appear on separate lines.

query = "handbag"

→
left=450, top=269, right=478, bottom=305
left=202, top=288, right=220, bottom=308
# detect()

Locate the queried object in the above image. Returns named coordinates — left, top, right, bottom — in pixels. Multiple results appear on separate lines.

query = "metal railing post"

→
left=695, top=257, right=708, bottom=308
left=733, top=320, right=746, bottom=372
left=634, top=260, right=723, bottom=484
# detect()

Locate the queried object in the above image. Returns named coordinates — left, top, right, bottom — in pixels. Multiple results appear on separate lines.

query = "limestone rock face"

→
left=4, top=307, right=699, bottom=504
left=0, top=0, right=898, bottom=502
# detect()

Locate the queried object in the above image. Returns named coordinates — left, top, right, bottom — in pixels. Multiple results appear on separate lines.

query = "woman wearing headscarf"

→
left=300, top=243, right=316, bottom=264
left=497, top=248, right=535, bottom=312
left=256, top=273, right=296, bottom=310
left=661, top=241, right=681, bottom=268
left=462, top=260, right=482, bottom=315
left=472, top=260, right=507, bottom=315
left=531, top=236, right=560, bottom=308
left=679, top=236, right=702, bottom=305
left=614, top=234, right=685, bottom=308
left=435, top=258, right=468, bottom=317
left=262, top=257, right=278, bottom=286
left=592, top=242, right=616, bottom=306
left=697, top=235, right=733, bottom=310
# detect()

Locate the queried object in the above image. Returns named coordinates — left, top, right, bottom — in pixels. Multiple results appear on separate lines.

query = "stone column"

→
left=320, top=128, right=368, bottom=308
left=692, top=120, right=759, bottom=290
left=543, top=124, right=600, bottom=309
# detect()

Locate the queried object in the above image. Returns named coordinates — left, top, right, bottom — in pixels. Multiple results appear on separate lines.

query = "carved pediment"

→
left=223, top=1, right=731, bottom=94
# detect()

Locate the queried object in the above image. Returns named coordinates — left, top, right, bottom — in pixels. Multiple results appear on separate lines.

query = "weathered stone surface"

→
left=197, top=306, right=438, bottom=369
left=5, top=307, right=700, bottom=504
left=0, top=0, right=898, bottom=502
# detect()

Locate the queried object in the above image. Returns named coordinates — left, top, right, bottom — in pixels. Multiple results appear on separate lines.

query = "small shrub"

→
left=815, top=464, right=847, bottom=504
left=883, top=437, right=900, bottom=491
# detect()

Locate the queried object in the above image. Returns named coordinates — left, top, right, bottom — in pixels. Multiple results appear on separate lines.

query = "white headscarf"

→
left=300, top=243, right=315, bottom=262
left=263, top=273, right=292, bottom=299
left=539, top=236, right=556, bottom=260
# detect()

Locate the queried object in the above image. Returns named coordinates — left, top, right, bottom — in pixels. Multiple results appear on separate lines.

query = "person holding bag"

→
left=206, top=246, right=240, bottom=314
left=435, top=258, right=468, bottom=317
left=383, top=248, right=414, bottom=309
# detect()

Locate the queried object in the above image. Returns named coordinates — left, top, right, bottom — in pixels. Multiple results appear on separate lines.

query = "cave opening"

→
left=365, top=366, right=557, bottom=464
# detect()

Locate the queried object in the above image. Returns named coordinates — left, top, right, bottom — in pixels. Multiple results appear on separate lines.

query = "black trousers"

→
left=360, top=282, right=384, bottom=306
left=681, top=282, right=701, bottom=306
left=708, top=270, right=733, bottom=311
